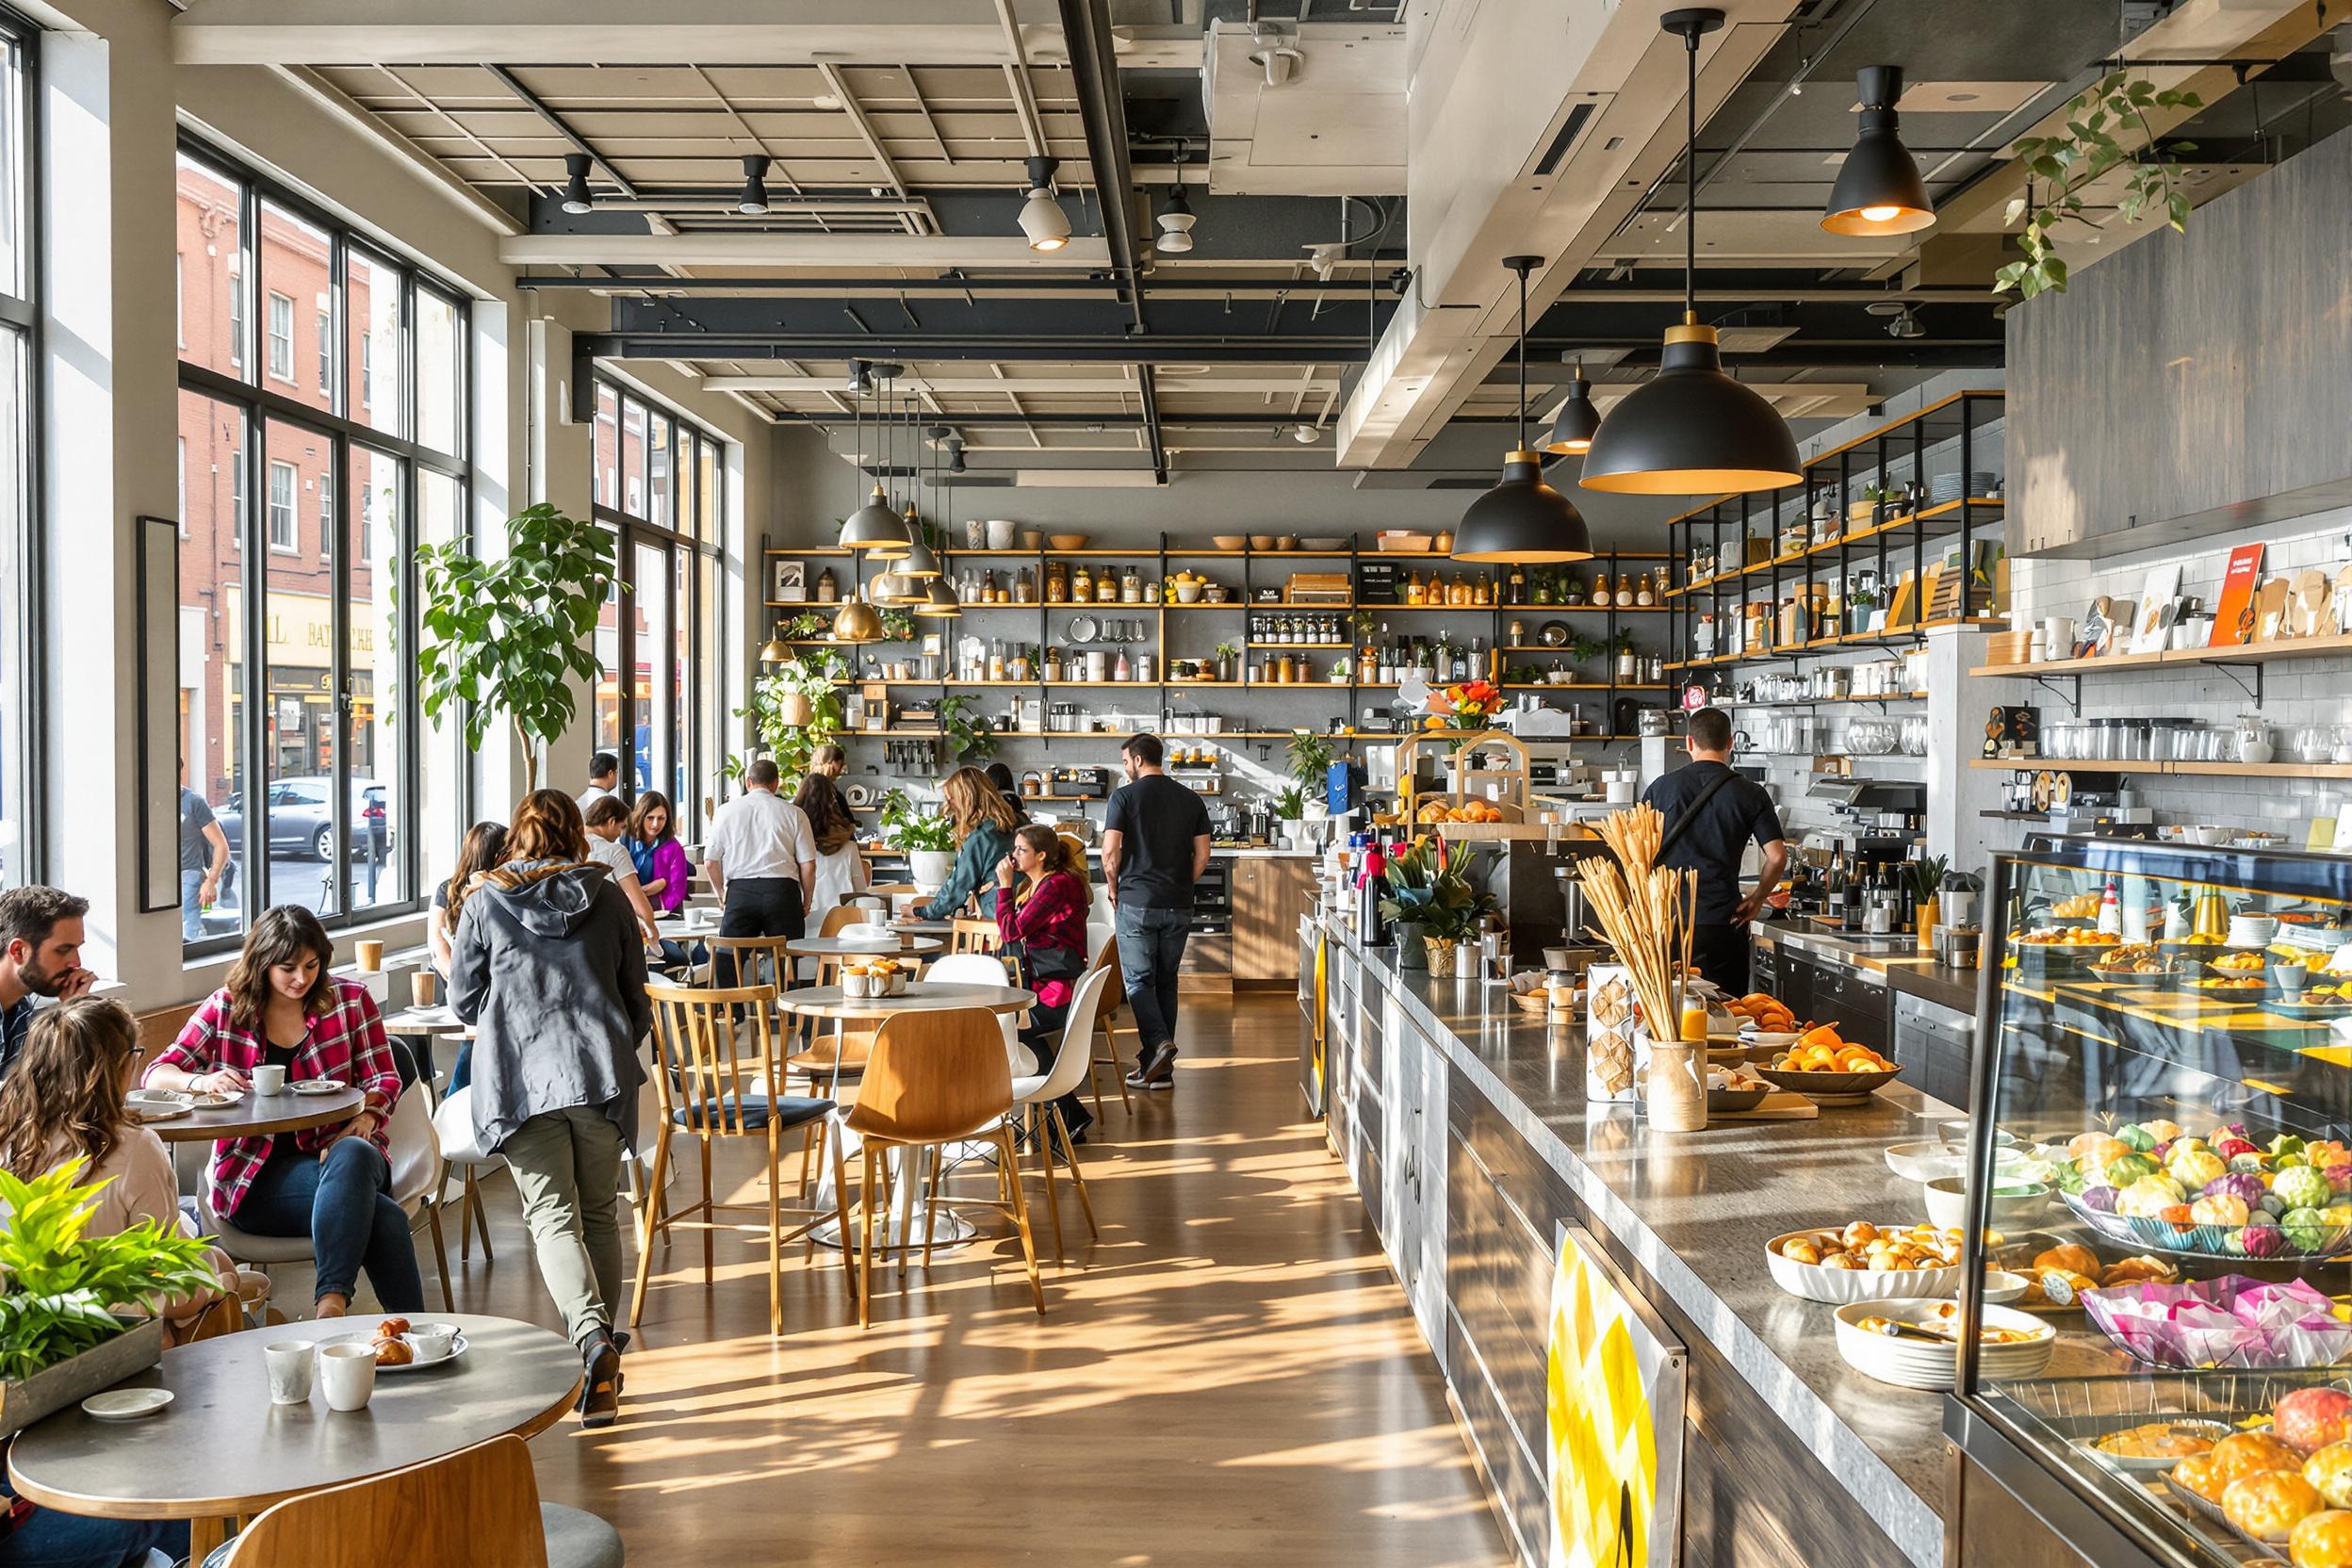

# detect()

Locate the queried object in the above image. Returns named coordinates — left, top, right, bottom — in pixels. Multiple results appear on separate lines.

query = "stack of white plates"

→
left=1832, top=1298, right=2054, bottom=1391
left=837, top=926, right=902, bottom=952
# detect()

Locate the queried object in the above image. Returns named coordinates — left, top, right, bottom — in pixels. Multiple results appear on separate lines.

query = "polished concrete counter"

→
left=1325, top=916, right=1955, bottom=1568
left=1881, top=954, right=1984, bottom=1016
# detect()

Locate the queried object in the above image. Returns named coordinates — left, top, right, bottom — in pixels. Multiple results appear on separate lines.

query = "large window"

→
left=588, top=378, right=727, bottom=826
left=174, top=141, right=469, bottom=950
left=0, top=19, right=33, bottom=890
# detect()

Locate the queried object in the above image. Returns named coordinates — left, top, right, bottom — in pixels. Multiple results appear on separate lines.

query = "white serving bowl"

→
left=1832, top=1298, right=2055, bottom=1391
left=1742, top=1029, right=1802, bottom=1051
left=1923, top=1175, right=2049, bottom=1230
left=1884, top=1142, right=1968, bottom=1184
left=1982, top=1270, right=2031, bottom=1305
left=1763, top=1230, right=1963, bottom=1305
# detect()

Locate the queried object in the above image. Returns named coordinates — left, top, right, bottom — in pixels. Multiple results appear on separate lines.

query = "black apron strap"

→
left=1657, top=770, right=1738, bottom=863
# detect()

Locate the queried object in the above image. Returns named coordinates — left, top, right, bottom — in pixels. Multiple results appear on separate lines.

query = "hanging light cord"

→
left=1515, top=264, right=1530, bottom=452
left=1682, top=19, right=1699, bottom=328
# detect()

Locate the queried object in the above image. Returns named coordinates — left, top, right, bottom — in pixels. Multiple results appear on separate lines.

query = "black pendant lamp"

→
left=916, top=443, right=962, bottom=617
left=1543, top=356, right=1601, bottom=458
left=1821, top=66, right=1934, bottom=237
left=1451, top=256, right=1592, bottom=564
left=1580, top=9, right=1802, bottom=497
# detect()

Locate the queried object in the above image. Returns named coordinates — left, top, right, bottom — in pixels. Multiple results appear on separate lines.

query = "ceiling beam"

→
left=701, top=374, right=1339, bottom=394
left=1057, top=0, right=1145, bottom=335
left=1136, top=364, right=1168, bottom=482
left=483, top=64, right=639, bottom=200
left=269, top=66, right=526, bottom=237
left=498, top=235, right=1112, bottom=269
left=813, top=61, right=909, bottom=200
left=582, top=332, right=1373, bottom=365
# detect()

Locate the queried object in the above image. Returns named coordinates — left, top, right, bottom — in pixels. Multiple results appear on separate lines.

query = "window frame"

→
left=0, top=10, right=40, bottom=890
left=264, top=288, right=292, bottom=383
left=173, top=133, right=472, bottom=953
left=587, top=375, right=726, bottom=824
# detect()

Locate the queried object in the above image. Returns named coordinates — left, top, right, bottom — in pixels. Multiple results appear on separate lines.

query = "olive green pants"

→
left=500, top=1104, right=626, bottom=1347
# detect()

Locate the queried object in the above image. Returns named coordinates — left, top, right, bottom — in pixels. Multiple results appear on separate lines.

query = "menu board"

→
left=2209, top=544, right=2267, bottom=646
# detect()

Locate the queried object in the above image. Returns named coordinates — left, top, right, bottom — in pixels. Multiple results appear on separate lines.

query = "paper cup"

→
left=251, top=1064, right=288, bottom=1096
left=318, top=1343, right=376, bottom=1412
left=265, top=1340, right=315, bottom=1405
left=353, top=939, right=384, bottom=972
left=409, top=970, right=437, bottom=1008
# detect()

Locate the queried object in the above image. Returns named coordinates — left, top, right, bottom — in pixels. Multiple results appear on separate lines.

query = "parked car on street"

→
left=212, top=776, right=391, bottom=862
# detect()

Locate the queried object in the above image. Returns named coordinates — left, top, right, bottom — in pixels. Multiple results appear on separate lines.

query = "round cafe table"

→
left=141, top=1084, right=365, bottom=1144
left=6, top=1314, right=580, bottom=1560
left=890, top=917, right=956, bottom=938
left=784, top=934, right=944, bottom=960
left=774, top=982, right=1035, bottom=1250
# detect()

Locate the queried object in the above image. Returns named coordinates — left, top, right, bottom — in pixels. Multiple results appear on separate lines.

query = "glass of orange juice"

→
left=1679, top=1001, right=1709, bottom=1042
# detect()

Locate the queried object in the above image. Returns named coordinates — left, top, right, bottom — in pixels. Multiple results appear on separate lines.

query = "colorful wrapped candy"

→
left=2082, top=1277, right=2352, bottom=1370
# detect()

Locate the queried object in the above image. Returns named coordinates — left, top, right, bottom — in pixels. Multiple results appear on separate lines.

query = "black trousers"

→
left=718, top=876, right=804, bottom=987
left=1690, top=922, right=1751, bottom=995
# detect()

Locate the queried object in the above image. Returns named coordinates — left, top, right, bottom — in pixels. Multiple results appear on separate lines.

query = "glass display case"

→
left=1952, top=838, right=2352, bottom=1568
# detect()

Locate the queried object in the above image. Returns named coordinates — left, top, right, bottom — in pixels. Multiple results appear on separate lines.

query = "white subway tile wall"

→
left=2004, top=504, right=2352, bottom=841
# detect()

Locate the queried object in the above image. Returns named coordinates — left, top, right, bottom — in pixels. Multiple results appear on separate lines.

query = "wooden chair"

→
left=634, top=981, right=855, bottom=1337
left=699, top=932, right=794, bottom=993
left=220, top=1434, right=622, bottom=1568
left=950, top=916, right=1000, bottom=955
left=844, top=1007, right=1043, bottom=1327
left=1084, top=936, right=1135, bottom=1116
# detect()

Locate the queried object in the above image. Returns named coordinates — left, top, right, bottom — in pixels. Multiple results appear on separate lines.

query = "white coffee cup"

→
left=317, top=1342, right=376, bottom=1412
left=264, top=1340, right=315, bottom=1405
left=2038, top=616, right=2078, bottom=661
left=408, top=1322, right=458, bottom=1364
left=251, top=1064, right=288, bottom=1096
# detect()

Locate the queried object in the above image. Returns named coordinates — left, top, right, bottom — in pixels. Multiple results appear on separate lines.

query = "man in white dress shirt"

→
left=577, top=751, right=619, bottom=809
left=702, top=760, right=819, bottom=964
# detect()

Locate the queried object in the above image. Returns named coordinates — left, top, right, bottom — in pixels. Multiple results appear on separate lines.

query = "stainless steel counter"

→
left=1314, top=913, right=1956, bottom=1568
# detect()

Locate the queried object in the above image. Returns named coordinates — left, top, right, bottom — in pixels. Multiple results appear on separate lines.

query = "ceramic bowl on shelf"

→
left=1247, top=534, right=1277, bottom=550
left=1884, top=1142, right=1968, bottom=1184
left=1045, top=533, right=1090, bottom=550
left=1212, top=534, right=1247, bottom=549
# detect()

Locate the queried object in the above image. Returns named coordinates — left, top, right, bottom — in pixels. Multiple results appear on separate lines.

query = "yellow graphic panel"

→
left=1547, top=1227, right=1683, bottom=1568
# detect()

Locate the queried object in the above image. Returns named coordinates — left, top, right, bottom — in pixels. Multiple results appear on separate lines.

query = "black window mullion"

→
left=327, top=433, right=350, bottom=913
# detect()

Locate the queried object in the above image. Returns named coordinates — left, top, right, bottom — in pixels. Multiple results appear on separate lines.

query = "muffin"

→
left=2291, top=1510, right=2352, bottom=1568
left=2215, top=1433, right=2309, bottom=1488
left=2310, top=1445, right=2352, bottom=1511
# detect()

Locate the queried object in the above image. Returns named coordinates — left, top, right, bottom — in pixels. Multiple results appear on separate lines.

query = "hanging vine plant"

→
left=1995, top=72, right=2202, bottom=299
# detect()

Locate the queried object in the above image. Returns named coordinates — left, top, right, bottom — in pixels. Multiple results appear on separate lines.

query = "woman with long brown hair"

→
left=429, top=820, right=508, bottom=978
left=993, top=825, right=1097, bottom=1138
left=0, top=998, right=260, bottom=1339
left=145, top=906, right=420, bottom=1318
left=917, top=766, right=1023, bottom=921
left=626, top=790, right=694, bottom=915
left=793, top=768, right=869, bottom=921
left=449, top=789, right=648, bottom=1428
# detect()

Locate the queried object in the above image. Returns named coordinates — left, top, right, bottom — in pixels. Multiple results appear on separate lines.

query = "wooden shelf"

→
left=1723, top=691, right=1929, bottom=707
left=1969, top=633, right=2352, bottom=680
left=1665, top=616, right=2007, bottom=671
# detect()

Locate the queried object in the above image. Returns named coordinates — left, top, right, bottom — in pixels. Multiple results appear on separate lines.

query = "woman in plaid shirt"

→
left=145, top=905, right=423, bottom=1316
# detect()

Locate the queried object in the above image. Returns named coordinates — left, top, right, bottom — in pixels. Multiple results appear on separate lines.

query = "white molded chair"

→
left=922, top=952, right=1032, bottom=1075
left=385, top=1081, right=455, bottom=1312
left=1009, top=964, right=1114, bottom=1265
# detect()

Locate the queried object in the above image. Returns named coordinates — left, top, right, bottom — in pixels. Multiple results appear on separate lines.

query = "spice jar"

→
left=1071, top=564, right=1093, bottom=601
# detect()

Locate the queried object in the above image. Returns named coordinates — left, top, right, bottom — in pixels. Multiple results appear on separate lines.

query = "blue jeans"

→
left=0, top=1506, right=185, bottom=1567
left=180, top=868, right=205, bottom=942
left=232, top=1137, right=425, bottom=1310
left=1113, top=904, right=1192, bottom=1056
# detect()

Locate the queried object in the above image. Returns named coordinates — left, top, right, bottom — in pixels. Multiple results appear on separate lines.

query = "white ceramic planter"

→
left=908, top=849, right=956, bottom=891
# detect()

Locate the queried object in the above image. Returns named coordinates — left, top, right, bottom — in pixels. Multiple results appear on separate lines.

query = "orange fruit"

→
left=1798, top=1023, right=1844, bottom=1051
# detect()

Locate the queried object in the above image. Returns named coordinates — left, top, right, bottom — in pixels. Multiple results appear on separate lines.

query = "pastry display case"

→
left=1951, top=837, right=2352, bottom=1568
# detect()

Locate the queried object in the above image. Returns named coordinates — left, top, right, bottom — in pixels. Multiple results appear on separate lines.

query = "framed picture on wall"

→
left=771, top=558, right=808, bottom=604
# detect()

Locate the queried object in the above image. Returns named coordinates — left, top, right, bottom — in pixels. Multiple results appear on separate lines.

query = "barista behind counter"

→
left=1642, top=706, right=1788, bottom=994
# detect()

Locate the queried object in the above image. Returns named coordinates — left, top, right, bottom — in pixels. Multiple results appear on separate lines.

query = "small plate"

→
left=126, top=1102, right=190, bottom=1123
left=82, top=1387, right=172, bottom=1420
left=328, top=1330, right=470, bottom=1371
left=1539, top=620, right=1571, bottom=648
left=290, top=1080, right=346, bottom=1097
left=124, top=1088, right=191, bottom=1109
left=186, top=1091, right=238, bottom=1109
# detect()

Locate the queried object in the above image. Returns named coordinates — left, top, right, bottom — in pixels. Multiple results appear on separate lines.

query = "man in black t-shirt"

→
left=1101, top=733, right=1212, bottom=1089
left=1640, top=707, right=1788, bottom=994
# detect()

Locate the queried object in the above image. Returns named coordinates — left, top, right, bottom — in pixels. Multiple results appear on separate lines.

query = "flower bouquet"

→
left=1426, top=678, right=1502, bottom=752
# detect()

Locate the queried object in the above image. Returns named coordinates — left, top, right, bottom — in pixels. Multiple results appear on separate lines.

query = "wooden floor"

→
left=438, top=991, right=1510, bottom=1566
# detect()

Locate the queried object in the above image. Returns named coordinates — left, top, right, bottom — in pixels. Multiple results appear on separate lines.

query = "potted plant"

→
left=878, top=787, right=958, bottom=890
left=1285, top=729, right=1335, bottom=794
left=1905, top=854, right=1950, bottom=949
left=938, top=694, right=998, bottom=764
left=1271, top=784, right=1309, bottom=850
left=780, top=610, right=831, bottom=642
left=1213, top=642, right=1241, bottom=683
left=1380, top=839, right=1492, bottom=976
left=736, top=650, right=847, bottom=787
left=414, top=502, right=618, bottom=793
left=1848, top=587, right=1879, bottom=636
left=0, top=1162, right=218, bottom=1435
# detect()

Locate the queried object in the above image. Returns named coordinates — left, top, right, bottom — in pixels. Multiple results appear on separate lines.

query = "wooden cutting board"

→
left=1707, top=1092, right=1821, bottom=1121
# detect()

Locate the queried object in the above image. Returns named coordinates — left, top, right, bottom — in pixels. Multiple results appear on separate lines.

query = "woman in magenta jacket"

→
left=628, top=792, right=694, bottom=915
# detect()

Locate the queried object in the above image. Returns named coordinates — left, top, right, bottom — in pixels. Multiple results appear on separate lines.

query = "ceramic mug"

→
left=317, top=1343, right=377, bottom=1413
left=265, top=1340, right=315, bottom=1405
left=251, top=1064, right=288, bottom=1096
left=2038, top=616, right=2077, bottom=661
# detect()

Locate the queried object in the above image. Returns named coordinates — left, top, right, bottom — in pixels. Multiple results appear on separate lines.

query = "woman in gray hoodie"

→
left=449, top=789, right=649, bottom=1428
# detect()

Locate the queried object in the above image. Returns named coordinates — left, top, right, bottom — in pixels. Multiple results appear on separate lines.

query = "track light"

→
left=846, top=359, right=872, bottom=397
left=1155, top=185, right=1196, bottom=254
left=1305, top=242, right=1345, bottom=279
left=738, top=155, right=772, bottom=216
left=1248, top=23, right=1303, bottom=88
left=1821, top=66, right=1934, bottom=237
left=1875, top=302, right=1925, bottom=339
left=1293, top=423, right=1319, bottom=444
left=559, top=155, right=594, bottom=216
left=1019, top=155, right=1070, bottom=253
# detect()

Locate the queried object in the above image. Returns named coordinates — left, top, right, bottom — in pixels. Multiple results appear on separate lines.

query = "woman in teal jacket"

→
left=919, top=767, right=1022, bottom=920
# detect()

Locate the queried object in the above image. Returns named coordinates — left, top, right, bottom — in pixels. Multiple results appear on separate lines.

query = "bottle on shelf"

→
left=1506, top=566, right=1527, bottom=606
left=1358, top=841, right=1391, bottom=944
left=1114, top=646, right=1132, bottom=682
left=1825, top=849, right=1850, bottom=928
left=815, top=567, right=839, bottom=604
left=1072, top=564, right=1094, bottom=601
left=988, top=638, right=1006, bottom=681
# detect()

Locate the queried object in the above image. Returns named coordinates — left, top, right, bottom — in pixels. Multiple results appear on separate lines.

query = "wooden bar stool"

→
left=845, top=1007, right=1044, bottom=1327
left=635, top=981, right=856, bottom=1337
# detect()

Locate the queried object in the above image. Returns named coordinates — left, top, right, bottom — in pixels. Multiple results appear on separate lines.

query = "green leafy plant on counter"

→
left=1996, top=73, right=2203, bottom=300
left=736, top=649, right=847, bottom=787
left=1903, top=854, right=1951, bottom=910
left=876, top=787, right=956, bottom=853
left=1380, top=839, right=1494, bottom=942
left=938, top=694, right=998, bottom=764
left=1285, top=728, right=1335, bottom=788
left=413, top=502, right=618, bottom=793
left=1270, top=784, right=1308, bottom=822
left=0, top=1162, right=218, bottom=1380
left=1212, top=641, right=1241, bottom=662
